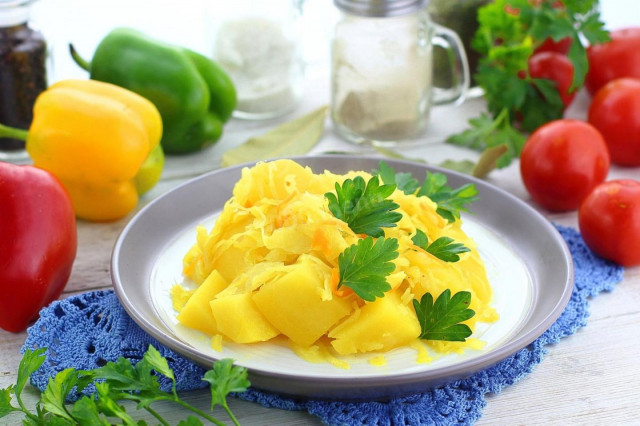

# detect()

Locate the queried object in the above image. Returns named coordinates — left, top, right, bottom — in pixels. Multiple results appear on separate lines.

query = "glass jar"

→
left=428, top=0, right=490, bottom=96
left=0, top=0, right=48, bottom=162
left=207, top=0, right=305, bottom=120
left=331, top=0, right=470, bottom=145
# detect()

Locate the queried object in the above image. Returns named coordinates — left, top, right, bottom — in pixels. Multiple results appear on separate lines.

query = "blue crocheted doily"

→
left=22, top=225, right=624, bottom=425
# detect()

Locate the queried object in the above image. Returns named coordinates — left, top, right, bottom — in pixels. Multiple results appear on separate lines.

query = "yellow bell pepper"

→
left=25, top=79, right=164, bottom=222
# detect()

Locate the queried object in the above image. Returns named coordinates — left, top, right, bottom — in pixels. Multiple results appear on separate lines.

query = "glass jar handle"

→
left=431, top=24, right=470, bottom=106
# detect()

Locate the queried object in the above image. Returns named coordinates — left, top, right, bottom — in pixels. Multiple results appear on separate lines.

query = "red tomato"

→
left=520, top=119, right=610, bottom=211
left=534, top=37, right=572, bottom=55
left=588, top=78, right=640, bottom=166
left=585, top=27, right=640, bottom=96
left=528, top=51, right=576, bottom=109
left=578, top=180, right=640, bottom=267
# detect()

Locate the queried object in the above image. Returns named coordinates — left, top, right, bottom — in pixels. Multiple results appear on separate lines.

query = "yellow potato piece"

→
left=176, top=270, right=228, bottom=336
left=210, top=293, right=280, bottom=343
left=329, top=292, right=421, bottom=355
left=253, top=256, right=354, bottom=347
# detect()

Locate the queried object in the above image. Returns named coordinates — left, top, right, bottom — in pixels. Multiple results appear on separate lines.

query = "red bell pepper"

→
left=0, top=162, right=77, bottom=332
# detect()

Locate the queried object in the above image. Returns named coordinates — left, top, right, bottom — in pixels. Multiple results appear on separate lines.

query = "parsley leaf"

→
left=325, top=174, right=402, bottom=237
left=413, top=290, right=476, bottom=342
left=338, top=236, right=399, bottom=302
left=0, top=345, right=248, bottom=426
left=412, top=229, right=470, bottom=262
left=375, top=160, right=421, bottom=195
left=16, top=347, right=46, bottom=403
left=0, top=388, right=18, bottom=419
left=417, top=172, right=479, bottom=223
left=70, top=397, right=109, bottom=425
left=446, top=110, right=527, bottom=170
left=203, top=358, right=250, bottom=425
left=41, top=368, right=82, bottom=422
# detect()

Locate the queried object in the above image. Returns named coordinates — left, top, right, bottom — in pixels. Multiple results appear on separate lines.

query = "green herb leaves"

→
left=449, top=0, right=609, bottom=173
left=203, top=359, right=250, bottom=425
left=326, top=174, right=402, bottom=302
left=375, top=160, right=421, bottom=195
left=416, top=171, right=479, bottom=223
left=412, top=229, right=470, bottom=262
left=0, top=345, right=249, bottom=426
left=375, top=161, right=479, bottom=223
left=446, top=110, right=527, bottom=172
left=413, top=290, right=475, bottom=342
left=325, top=174, right=402, bottom=238
left=337, top=236, right=399, bottom=302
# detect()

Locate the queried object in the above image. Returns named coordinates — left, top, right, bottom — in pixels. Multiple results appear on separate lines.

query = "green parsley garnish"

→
left=447, top=110, right=527, bottom=170
left=0, top=345, right=249, bottom=426
left=375, top=160, right=421, bottom=195
left=337, top=236, right=399, bottom=302
left=411, top=229, right=470, bottom=262
left=413, top=290, right=476, bottom=342
left=374, top=161, right=479, bottom=223
left=416, top=172, right=479, bottom=223
left=447, top=0, right=609, bottom=171
left=325, top=174, right=402, bottom=237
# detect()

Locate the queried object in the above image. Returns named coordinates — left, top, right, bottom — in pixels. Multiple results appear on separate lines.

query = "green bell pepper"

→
left=70, top=27, right=236, bottom=154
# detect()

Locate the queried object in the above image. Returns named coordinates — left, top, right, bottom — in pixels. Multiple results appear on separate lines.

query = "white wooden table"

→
left=2, top=1, right=639, bottom=424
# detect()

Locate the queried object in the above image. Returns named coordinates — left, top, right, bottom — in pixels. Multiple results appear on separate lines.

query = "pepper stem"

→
left=0, top=123, right=28, bottom=141
left=69, top=43, right=91, bottom=71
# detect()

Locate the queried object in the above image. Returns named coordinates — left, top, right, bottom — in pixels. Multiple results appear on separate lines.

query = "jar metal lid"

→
left=333, top=0, right=427, bottom=17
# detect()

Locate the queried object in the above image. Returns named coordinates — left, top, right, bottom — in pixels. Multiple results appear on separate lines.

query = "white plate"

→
left=111, top=155, right=573, bottom=400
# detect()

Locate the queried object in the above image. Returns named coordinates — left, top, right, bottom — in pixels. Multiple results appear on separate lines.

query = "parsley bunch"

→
left=1, top=345, right=249, bottom=426
left=448, top=0, right=609, bottom=172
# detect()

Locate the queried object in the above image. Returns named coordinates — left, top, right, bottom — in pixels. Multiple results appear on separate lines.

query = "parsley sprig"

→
left=325, top=175, right=402, bottom=238
left=448, top=0, right=609, bottom=172
left=375, top=160, right=421, bottom=195
left=337, top=236, right=399, bottom=302
left=416, top=172, right=479, bottom=223
left=413, top=290, right=476, bottom=342
left=1, top=345, right=249, bottom=426
left=375, top=161, right=479, bottom=223
left=411, top=229, right=470, bottom=262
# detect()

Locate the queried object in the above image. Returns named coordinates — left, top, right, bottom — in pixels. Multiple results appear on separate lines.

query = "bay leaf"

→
left=438, top=159, right=476, bottom=175
left=472, top=144, right=509, bottom=178
left=372, top=145, right=427, bottom=163
left=221, top=105, right=328, bottom=167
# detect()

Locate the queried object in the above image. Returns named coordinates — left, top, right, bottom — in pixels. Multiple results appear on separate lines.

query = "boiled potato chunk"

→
left=210, top=293, right=279, bottom=343
left=252, top=257, right=353, bottom=347
left=176, top=270, right=228, bottom=336
left=328, top=292, right=421, bottom=355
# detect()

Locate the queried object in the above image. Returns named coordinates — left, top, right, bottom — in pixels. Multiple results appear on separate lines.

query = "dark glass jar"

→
left=428, top=0, right=490, bottom=96
left=0, top=0, right=48, bottom=161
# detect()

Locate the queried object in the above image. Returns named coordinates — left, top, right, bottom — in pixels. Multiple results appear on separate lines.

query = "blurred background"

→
left=31, top=0, right=336, bottom=84
left=31, top=0, right=637, bottom=86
